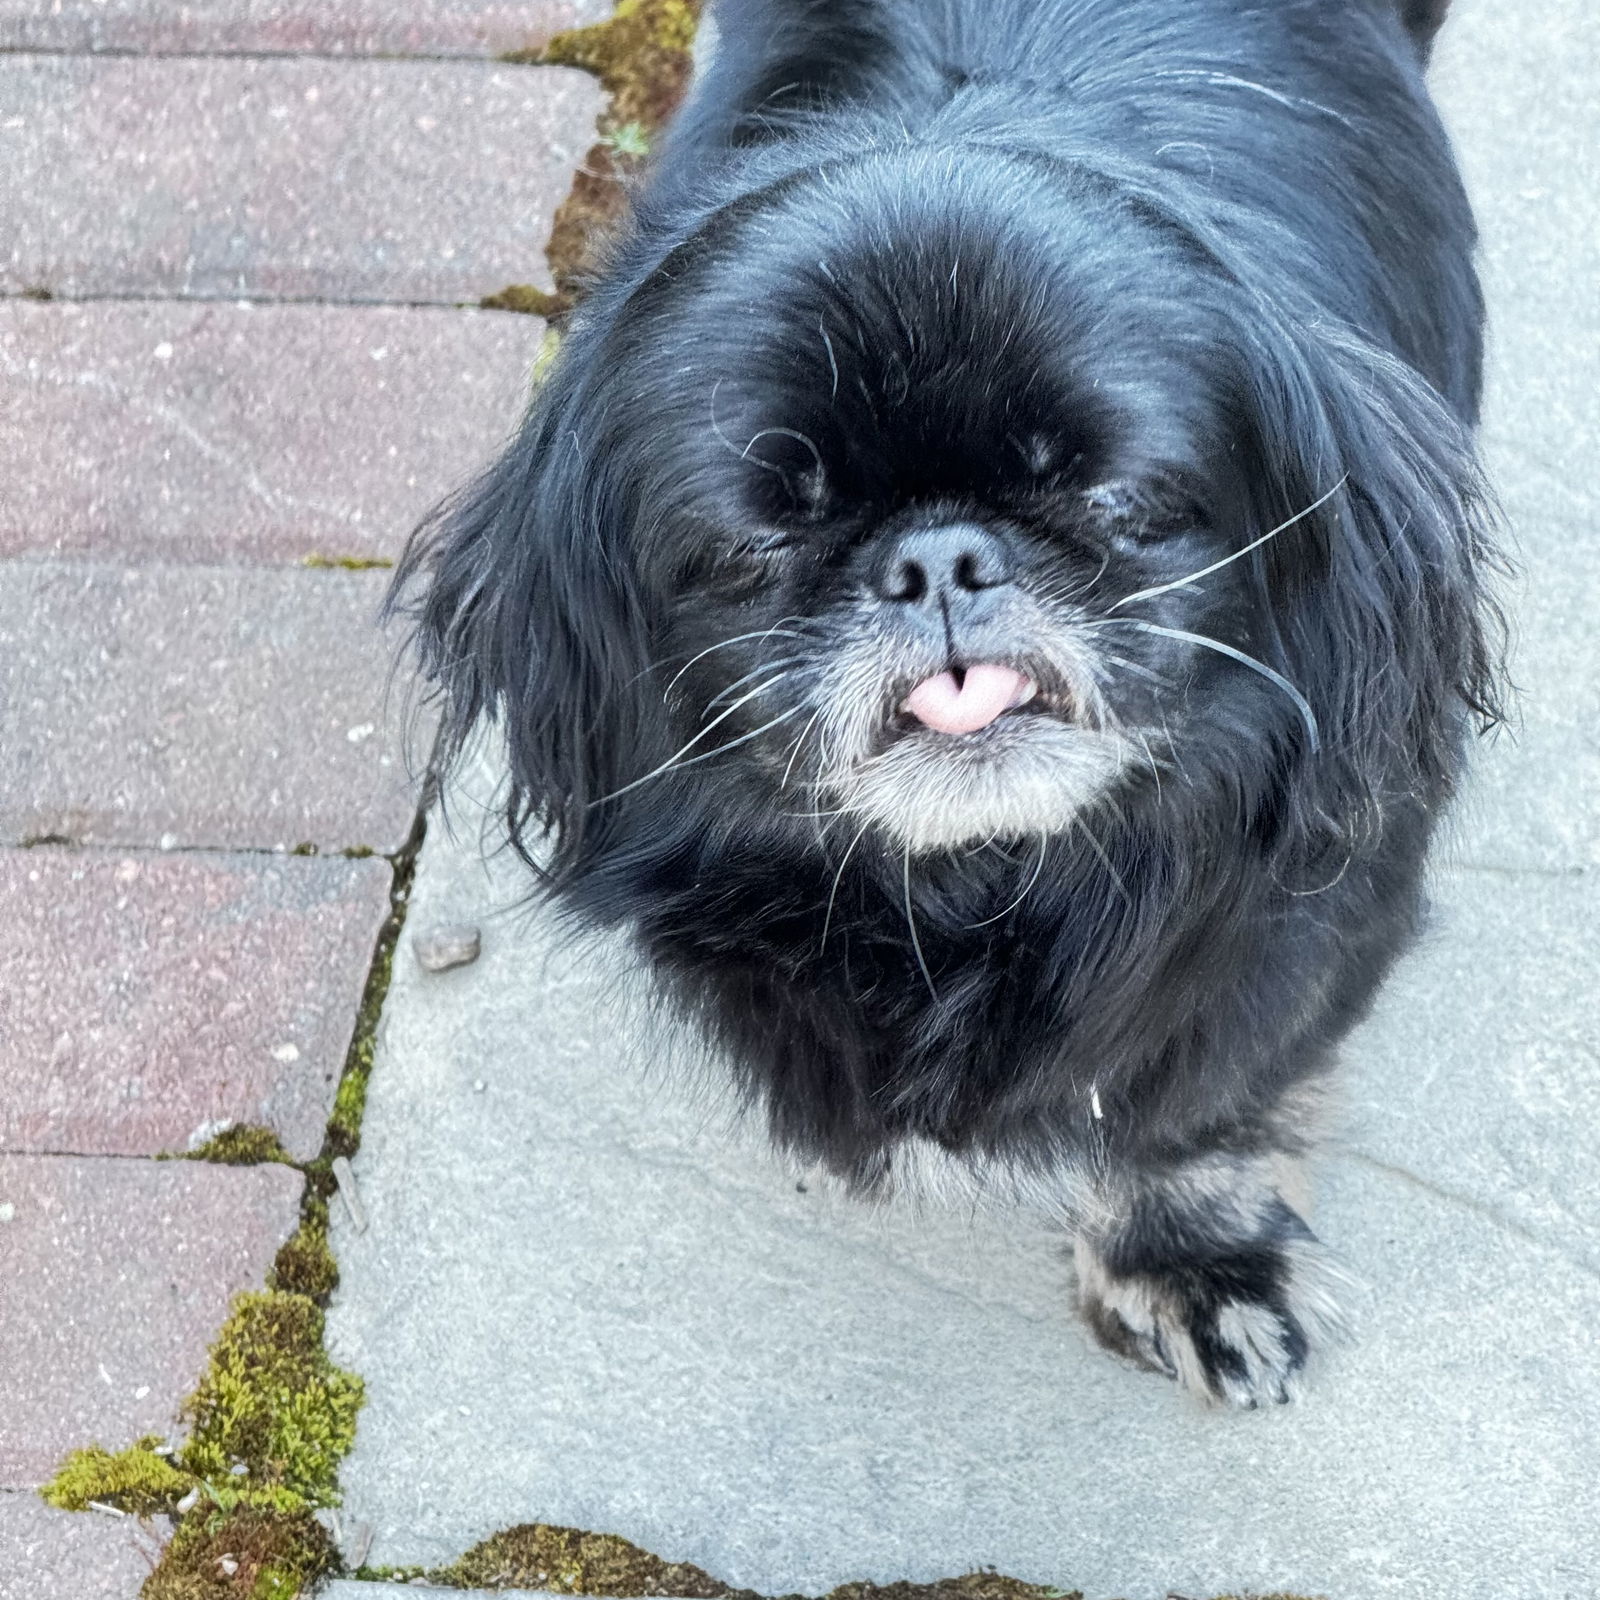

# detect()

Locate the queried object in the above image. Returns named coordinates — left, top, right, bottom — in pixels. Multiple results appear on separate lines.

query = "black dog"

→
left=396, top=0, right=1505, bottom=1405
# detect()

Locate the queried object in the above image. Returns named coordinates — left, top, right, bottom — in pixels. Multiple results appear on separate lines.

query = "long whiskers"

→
left=1092, top=618, right=1321, bottom=751
left=820, top=820, right=872, bottom=954
left=663, top=625, right=805, bottom=697
left=903, top=844, right=939, bottom=1003
left=964, top=835, right=1050, bottom=928
left=591, top=689, right=805, bottom=806
left=1108, top=476, right=1348, bottom=614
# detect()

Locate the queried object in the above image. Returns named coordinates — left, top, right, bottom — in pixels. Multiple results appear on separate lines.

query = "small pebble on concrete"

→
left=412, top=923, right=481, bottom=973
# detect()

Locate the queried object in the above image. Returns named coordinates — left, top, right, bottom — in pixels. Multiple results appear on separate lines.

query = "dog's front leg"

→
left=1072, top=1146, right=1351, bottom=1406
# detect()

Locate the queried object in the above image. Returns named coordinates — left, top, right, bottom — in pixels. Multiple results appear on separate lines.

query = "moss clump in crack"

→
left=269, top=1193, right=339, bottom=1302
left=184, top=1124, right=295, bottom=1167
left=491, top=0, right=702, bottom=319
left=821, top=1582, right=1079, bottom=1600
left=40, top=1290, right=360, bottom=1597
left=40, top=1437, right=190, bottom=1516
left=425, top=1523, right=742, bottom=1594
left=301, top=553, right=394, bottom=571
left=326, top=842, right=416, bottom=1160
left=153, top=1508, right=337, bottom=1600
left=178, top=1291, right=362, bottom=1510
left=419, top=1526, right=1083, bottom=1600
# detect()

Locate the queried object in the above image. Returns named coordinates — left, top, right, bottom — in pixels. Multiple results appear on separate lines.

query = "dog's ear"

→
left=1232, top=311, right=1508, bottom=843
left=389, top=358, right=657, bottom=880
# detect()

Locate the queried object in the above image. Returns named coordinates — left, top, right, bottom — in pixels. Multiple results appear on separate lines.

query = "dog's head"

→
left=398, top=147, right=1502, bottom=878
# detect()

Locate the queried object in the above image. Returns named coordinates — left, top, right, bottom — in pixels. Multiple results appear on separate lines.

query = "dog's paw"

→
left=1073, top=1219, right=1351, bottom=1407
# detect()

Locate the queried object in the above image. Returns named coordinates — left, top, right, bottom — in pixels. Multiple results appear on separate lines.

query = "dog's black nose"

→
left=872, top=525, right=1015, bottom=605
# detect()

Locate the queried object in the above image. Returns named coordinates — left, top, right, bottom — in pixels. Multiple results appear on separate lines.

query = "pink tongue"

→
left=903, top=663, right=1032, bottom=735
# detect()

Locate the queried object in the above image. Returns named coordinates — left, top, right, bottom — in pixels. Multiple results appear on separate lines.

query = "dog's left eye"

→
left=1083, top=480, right=1208, bottom=542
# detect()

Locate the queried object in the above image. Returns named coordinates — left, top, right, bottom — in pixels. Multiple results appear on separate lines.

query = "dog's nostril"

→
left=873, top=524, right=1014, bottom=604
left=885, top=558, right=930, bottom=603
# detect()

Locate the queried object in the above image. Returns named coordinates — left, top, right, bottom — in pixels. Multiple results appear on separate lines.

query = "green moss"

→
left=186, top=1125, right=295, bottom=1167
left=429, top=1523, right=745, bottom=1595
left=40, top=1293, right=357, bottom=1594
left=21, top=285, right=54, bottom=301
left=268, top=1196, right=339, bottom=1303
left=325, top=843, right=415, bottom=1161
left=177, top=1291, right=362, bottom=1511
left=820, top=1582, right=1078, bottom=1600
left=300, top=553, right=394, bottom=571
left=341, top=845, right=376, bottom=859
left=498, top=0, right=703, bottom=318
left=148, top=1507, right=337, bottom=1600
left=40, top=1437, right=190, bottom=1516
left=424, top=1530, right=1089, bottom=1600
left=482, top=283, right=565, bottom=317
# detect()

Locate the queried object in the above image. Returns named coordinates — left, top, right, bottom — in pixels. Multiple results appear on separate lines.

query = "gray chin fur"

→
left=832, top=717, right=1130, bottom=852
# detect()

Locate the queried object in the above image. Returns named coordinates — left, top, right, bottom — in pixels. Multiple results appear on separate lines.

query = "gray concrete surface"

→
left=326, top=1, right=1600, bottom=1596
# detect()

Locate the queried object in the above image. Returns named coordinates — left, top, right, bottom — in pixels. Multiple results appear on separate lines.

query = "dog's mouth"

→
left=892, top=662, right=1068, bottom=738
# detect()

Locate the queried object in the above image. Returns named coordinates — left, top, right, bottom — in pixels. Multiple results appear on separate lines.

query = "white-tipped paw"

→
left=1074, top=1217, right=1351, bottom=1407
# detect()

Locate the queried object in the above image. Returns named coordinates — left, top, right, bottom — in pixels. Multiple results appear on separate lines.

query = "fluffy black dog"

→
left=396, top=0, right=1505, bottom=1405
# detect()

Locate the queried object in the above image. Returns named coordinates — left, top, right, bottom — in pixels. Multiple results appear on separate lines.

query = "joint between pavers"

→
left=0, top=45, right=527, bottom=66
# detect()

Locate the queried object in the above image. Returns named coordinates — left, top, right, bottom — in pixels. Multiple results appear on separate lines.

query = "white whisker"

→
left=903, top=844, right=939, bottom=1003
left=1096, top=619, right=1321, bottom=751
left=663, top=625, right=805, bottom=697
left=965, top=835, right=1050, bottom=928
left=1109, top=476, right=1348, bottom=614
left=591, top=690, right=804, bottom=806
left=820, top=821, right=873, bottom=953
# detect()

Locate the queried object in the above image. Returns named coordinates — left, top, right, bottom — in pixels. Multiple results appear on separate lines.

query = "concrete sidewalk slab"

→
left=0, top=301, right=542, bottom=566
left=0, top=1154, right=302, bottom=1487
left=0, top=0, right=610, bottom=58
left=0, top=1492, right=164, bottom=1599
left=0, top=848, right=390, bottom=1160
left=326, top=815, right=1599, bottom=1599
left=1427, top=0, right=1600, bottom=872
left=0, top=55, right=600, bottom=304
left=0, top=561, right=426, bottom=852
left=1339, top=863, right=1600, bottom=1270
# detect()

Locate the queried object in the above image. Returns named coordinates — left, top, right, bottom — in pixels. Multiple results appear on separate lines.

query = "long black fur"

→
left=395, top=0, right=1505, bottom=1402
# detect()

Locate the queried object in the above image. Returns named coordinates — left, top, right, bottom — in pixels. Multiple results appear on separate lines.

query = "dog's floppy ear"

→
left=1233, top=309, right=1508, bottom=844
left=389, top=356, right=657, bottom=881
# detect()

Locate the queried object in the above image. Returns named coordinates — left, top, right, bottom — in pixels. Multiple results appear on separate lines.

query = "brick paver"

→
left=0, top=301, right=543, bottom=565
left=0, top=55, right=601, bottom=303
left=1, top=0, right=610, bottom=58
left=0, top=1493, right=161, bottom=1600
left=1, top=849, right=391, bottom=1161
left=0, top=1155, right=303, bottom=1487
left=0, top=562, right=429, bottom=853
left=0, top=0, right=599, bottom=1577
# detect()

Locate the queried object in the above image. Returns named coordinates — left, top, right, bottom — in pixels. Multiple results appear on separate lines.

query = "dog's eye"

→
left=1084, top=480, right=1207, bottom=541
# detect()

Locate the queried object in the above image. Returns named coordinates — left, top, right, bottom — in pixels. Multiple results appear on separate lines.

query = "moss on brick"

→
left=495, top=0, right=703, bottom=318
left=300, top=554, right=394, bottom=571
left=40, top=1437, right=190, bottom=1516
left=185, top=1125, right=296, bottom=1167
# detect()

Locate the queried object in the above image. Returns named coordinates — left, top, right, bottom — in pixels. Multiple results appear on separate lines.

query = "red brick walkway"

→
left=0, top=3, right=603, bottom=1589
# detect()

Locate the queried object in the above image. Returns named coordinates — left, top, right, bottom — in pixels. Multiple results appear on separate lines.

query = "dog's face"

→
left=404, top=146, right=1495, bottom=878
left=606, top=155, right=1280, bottom=852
